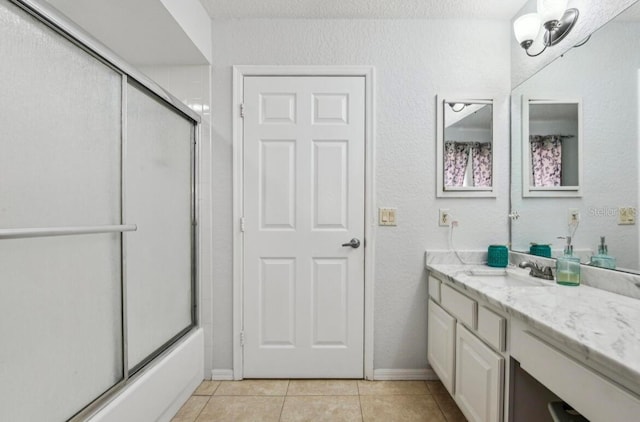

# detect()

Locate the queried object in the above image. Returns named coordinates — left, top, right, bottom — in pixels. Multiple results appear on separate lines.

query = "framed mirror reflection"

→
left=436, top=96, right=496, bottom=197
left=522, top=97, right=582, bottom=197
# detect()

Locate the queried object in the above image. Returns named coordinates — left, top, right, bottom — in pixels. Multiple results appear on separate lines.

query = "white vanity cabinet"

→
left=427, top=299, right=456, bottom=394
left=427, top=275, right=505, bottom=422
left=456, top=323, right=504, bottom=422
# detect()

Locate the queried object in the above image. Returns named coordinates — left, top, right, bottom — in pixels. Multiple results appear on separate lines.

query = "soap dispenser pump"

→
left=590, top=236, right=616, bottom=269
left=556, top=236, right=581, bottom=286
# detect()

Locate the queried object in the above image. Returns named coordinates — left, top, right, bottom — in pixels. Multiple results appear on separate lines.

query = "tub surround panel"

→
left=426, top=260, right=640, bottom=396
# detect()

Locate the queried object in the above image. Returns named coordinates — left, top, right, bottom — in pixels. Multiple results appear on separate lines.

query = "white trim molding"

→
left=211, top=369, right=234, bottom=381
left=232, top=65, right=376, bottom=381
left=373, top=368, right=439, bottom=381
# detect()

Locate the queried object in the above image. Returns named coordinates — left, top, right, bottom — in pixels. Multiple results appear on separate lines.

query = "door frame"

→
left=232, top=65, right=376, bottom=380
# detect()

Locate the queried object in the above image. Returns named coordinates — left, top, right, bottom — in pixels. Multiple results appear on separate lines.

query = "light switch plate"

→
left=379, top=208, right=397, bottom=226
left=618, top=207, right=636, bottom=225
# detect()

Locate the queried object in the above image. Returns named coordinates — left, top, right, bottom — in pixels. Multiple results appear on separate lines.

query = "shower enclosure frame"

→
left=1, top=0, right=201, bottom=420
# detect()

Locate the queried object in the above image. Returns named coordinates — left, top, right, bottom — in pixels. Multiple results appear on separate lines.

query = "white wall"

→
left=160, top=0, right=212, bottom=63
left=210, top=18, right=512, bottom=373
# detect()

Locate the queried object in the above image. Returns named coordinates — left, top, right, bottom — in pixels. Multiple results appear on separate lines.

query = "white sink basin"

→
left=463, top=268, right=553, bottom=287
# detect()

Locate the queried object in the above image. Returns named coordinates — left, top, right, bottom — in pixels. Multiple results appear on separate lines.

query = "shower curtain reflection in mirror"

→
left=444, top=141, right=492, bottom=187
left=530, top=135, right=563, bottom=186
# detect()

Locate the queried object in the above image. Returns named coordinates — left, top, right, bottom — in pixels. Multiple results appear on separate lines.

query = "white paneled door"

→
left=242, top=76, right=365, bottom=378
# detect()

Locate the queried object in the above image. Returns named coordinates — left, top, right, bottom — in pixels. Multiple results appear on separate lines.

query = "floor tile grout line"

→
left=277, top=380, right=289, bottom=421
left=191, top=395, right=212, bottom=422
left=432, top=396, right=449, bottom=422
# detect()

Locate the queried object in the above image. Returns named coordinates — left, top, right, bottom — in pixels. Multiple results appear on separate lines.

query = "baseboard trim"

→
left=373, top=368, right=439, bottom=381
left=212, top=368, right=439, bottom=381
left=211, top=369, right=234, bottom=380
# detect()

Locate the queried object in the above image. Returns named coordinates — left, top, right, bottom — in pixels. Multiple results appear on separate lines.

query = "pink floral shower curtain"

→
left=471, top=142, right=492, bottom=187
left=530, top=135, right=562, bottom=187
left=444, top=141, right=470, bottom=186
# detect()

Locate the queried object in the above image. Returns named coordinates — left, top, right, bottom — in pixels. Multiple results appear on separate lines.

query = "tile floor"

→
left=171, top=379, right=467, bottom=422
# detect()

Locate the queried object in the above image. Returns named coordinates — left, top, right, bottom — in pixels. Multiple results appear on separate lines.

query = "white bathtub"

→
left=89, top=328, right=204, bottom=422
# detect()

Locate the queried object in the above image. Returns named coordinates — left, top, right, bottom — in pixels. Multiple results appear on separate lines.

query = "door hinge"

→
left=240, top=103, right=245, bottom=118
left=240, top=331, right=245, bottom=347
left=240, top=217, right=246, bottom=232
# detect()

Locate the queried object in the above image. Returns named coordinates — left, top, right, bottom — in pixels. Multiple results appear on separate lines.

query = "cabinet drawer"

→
left=512, top=326, right=640, bottom=422
left=428, top=275, right=441, bottom=302
left=477, top=306, right=506, bottom=352
left=440, top=284, right=477, bottom=329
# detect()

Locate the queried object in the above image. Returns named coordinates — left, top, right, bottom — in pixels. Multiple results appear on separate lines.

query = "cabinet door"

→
left=427, top=299, right=456, bottom=394
left=455, top=323, right=504, bottom=422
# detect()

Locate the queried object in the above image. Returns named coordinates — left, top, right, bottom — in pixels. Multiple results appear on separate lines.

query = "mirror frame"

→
left=436, top=95, right=496, bottom=198
left=521, top=96, right=583, bottom=198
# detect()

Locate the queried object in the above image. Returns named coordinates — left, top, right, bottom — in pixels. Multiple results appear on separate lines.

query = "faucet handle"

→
left=519, top=261, right=540, bottom=270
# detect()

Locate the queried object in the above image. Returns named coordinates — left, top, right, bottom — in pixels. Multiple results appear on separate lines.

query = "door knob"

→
left=341, top=238, right=361, bottom=249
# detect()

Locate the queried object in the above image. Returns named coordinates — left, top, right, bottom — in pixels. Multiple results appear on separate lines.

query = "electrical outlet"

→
left=618, top=207, right=637, bottom=225
left=568, top=208, right=580, bottom=225
left=439, top=209, right=451, bottom=227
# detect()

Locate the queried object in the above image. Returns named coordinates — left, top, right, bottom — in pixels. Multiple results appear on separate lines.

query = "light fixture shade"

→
left=537, top=0, right=568, bottom=23
left=514, top=13, right=542, bottom=44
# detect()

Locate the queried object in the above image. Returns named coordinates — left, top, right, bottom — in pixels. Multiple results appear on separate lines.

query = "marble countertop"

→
left=426, top=261, right=640, bottom=394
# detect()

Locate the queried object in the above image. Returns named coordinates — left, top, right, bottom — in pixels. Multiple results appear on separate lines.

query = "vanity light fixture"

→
left=448, top=102, right=470, bottom=112
left=514, top=0, right=579, bottom=57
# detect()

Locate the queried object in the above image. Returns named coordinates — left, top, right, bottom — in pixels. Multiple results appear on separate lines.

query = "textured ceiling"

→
left=198, top=0, right=529, bottom=19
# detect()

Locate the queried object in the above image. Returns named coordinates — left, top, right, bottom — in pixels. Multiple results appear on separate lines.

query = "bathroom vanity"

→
left=425, top=255, right=640, bottom=422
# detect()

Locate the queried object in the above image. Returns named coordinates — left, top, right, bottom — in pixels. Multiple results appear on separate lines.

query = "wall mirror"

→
left=522, top=97, right=582, bottom=197
left=436, top=96, right=496, bottom=197
left=510, top=2, right=640, bottom=273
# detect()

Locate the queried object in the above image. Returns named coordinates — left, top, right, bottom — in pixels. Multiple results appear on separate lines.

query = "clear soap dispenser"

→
left=590, top=236, right=616, bottom=269
left=556, top=236, right=581, bottom=286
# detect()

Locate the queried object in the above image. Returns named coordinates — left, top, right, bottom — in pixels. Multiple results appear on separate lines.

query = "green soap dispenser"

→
left=590, top=236, right=616, bottom=269
left=556, top=236, right=581, bottom=286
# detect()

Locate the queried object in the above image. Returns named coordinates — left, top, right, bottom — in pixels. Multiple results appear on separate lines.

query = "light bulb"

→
left=514, top=13, right=542, bottom=46
left=537, top=0, right=568, bottom=24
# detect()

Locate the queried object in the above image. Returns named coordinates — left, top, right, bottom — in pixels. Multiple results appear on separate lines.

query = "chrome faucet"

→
left=519, top=261, right=554, bottom=280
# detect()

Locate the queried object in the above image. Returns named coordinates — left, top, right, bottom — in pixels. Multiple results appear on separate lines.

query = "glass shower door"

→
left=125, top=82, right=195, bottom=372
left=0, top=0, right=198, bottom=420
left=0, top=1, right=124, bottom=420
